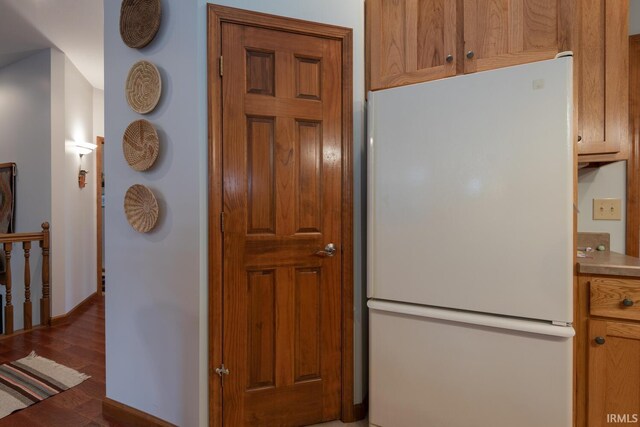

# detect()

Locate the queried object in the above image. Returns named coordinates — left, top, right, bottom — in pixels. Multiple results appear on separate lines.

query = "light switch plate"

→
left=593, top=198, right=622, bottom=220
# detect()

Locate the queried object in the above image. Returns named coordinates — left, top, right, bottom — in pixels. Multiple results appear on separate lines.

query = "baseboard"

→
left=102, top=397, right=177, bottom=427
left=51, top=292, right=99, bottom=327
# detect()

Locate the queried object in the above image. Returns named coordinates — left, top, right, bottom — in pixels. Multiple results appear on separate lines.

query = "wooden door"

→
left=577, top=0, right=628, bottom=156
left=221, top=22, right=342, bottom=426
left=588, top=320, right=640, bottom=426
left=367, top=0, right=458, bottom=91
left=463, top=0, right=561, bottom=74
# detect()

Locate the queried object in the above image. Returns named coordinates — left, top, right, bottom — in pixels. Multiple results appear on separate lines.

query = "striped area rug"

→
left=0, top=351, right=90, bottom=418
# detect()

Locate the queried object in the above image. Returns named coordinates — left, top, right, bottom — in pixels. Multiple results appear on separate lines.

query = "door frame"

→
left=207, top=5, right=355, bottom=426
left=96, top=136, right=104, bottom=294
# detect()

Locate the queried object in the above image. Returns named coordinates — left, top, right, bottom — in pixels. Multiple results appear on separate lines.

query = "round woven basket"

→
left=125, top=60, right=161, bottom=114
left=120, top=0, right=162, bottom=49
left=123, top=119, right=159, bottom=171
left=124, top=184, right=159, bottom=233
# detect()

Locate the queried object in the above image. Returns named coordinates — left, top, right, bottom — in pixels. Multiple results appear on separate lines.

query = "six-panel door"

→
left=221, top=22, right=343, bottom=426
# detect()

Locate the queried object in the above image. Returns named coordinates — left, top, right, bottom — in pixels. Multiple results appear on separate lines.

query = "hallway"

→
left=0, top=297, right=118, bottom=426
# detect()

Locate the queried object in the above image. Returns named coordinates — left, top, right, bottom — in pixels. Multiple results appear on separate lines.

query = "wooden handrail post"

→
left=23, top=241, right=32, bottom=330
left=4, top=242, right=13, bottom=335
left=39, top=222, right=50, bottom=326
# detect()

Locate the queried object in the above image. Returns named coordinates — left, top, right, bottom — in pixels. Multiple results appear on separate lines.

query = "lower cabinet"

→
left=588, top=319, right=640, bottom=426
left=578, top=276, right=640, bottom=427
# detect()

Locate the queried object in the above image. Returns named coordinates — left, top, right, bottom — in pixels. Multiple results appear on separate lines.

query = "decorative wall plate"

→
left=123, top=119, right=159, bottom=171
left=125, top=60, right=162, bottom=114
left=124, top=184, right=159, bottom=233
left=120, top=0, right=162, bottom=49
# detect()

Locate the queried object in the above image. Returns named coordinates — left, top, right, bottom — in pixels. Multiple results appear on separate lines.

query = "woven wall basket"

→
left=123, top=119, right=159, bottom=171
left=125, top=60, right=162, bottom=114
left=120, top=0, right=162, bottom=49
left=124, top=184, right=159, bottom=233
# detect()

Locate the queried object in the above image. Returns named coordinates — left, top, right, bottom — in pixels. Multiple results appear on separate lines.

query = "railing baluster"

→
left=0, top=221, right=51, bottom=334
left=40, top=223, right=50, bottom=326
left=4, top=242, right=12, bottom=335
left=23, top=241, right=32, bottom=330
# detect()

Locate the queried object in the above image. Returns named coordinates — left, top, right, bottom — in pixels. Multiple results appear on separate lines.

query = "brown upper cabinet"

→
left=367, top=0, right=458, bottom=90
left=576, top=0, right=629, bottom=160
left=366, top=0, right=568, bottom=92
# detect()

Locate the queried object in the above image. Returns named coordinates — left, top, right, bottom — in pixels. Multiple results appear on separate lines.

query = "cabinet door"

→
left=577, top=0, right=628, bottom=156
left=367, top=0, right=458, bottom=91
left=589, top=320, right=640, bottom=427
left=463, top=0, right=561, bottom=74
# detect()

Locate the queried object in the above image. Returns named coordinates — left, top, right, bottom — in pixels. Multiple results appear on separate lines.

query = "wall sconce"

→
left=73, top=141, right=97, bottom=189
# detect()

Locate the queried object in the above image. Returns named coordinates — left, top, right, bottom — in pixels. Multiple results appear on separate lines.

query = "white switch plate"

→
left=593, top=198, right=622, bottom=220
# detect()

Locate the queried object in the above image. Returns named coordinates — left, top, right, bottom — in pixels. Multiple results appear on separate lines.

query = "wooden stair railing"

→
left=0, top=223, right=50, bottom=334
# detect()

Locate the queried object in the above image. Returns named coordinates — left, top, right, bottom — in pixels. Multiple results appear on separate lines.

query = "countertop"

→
left=578, top=251, right=640, bottom=278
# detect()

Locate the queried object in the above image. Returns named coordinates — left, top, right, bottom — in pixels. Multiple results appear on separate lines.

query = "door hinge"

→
left=220, top=212, right=225, bottom=233
left=215, top=364, right=230, bottom=386
left=219, top=56, right=223, bottom=77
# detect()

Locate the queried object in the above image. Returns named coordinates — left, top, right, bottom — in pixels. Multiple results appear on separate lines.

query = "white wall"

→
left=0, top=48, right=99, bottom=327
left=0, top=49, right=52, bottom=329
left=104, top=1, right=207, bottom=426
left=0, top=50, right=52, bottom=233
left=93, top=89, right=105, bottom=269
left=104, top=1, right=365, bottom=425
left=61, top=57, right=97, bottom=312
left=578, top=162, right=627, bottom=253
left=631, top=0, right=640, bottom=35
left=50, top=49, right=66, bottom=318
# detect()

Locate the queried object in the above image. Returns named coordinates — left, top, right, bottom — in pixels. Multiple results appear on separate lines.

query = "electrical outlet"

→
left=593, top=198, right=622, bottom=220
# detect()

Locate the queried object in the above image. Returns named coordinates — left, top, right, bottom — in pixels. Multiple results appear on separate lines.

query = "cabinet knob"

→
left=595, top=336, right=606, bottom=345
left=466, top=51, right=475, bottom=59
left=446, top=54, right=454, bottom=63
left=623, top=298, right=635, bottom=307
left=577, top=135, right=582, bottom=142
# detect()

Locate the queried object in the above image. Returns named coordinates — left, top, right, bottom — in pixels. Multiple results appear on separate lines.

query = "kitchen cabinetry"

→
left=366, top=0, right=569, bottom=92
left=366, top=0, right=458, bottom=90
left=577, top=0, right=629, bottom=161
left=577, top=276, right=640, bottom=426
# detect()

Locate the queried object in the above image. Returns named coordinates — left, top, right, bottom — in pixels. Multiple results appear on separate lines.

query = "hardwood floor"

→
left=0, top=296, right=120, bottom=426
left=0, top=296, right=365, bottom=426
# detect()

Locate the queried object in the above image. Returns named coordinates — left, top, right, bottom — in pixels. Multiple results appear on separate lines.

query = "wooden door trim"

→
left=96, top=136, right=104, bottom=294
left=627, top=34, right=640, bottom=257
left=207, top=5, right=355, bottom=426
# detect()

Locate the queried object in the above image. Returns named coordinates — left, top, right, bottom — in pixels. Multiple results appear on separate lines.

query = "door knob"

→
left=466, top=50, right=475, bottom=59
left=595, top=336, right=606, bottom=345
left=315, top=243, right=336, bottom=257
left=446, top=54, right=454, bottom=63
left=623, top=298, right=635, bottom=307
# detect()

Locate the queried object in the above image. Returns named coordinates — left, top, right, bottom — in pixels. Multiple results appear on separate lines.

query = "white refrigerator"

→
left=367, top=56, right=574, bottom=427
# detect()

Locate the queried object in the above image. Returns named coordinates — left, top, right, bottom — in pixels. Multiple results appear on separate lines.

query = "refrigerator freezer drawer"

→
left=369, top=302, right=573, bottom=427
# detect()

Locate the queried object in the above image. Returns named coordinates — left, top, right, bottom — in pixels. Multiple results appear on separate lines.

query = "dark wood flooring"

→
left=0, top=296, right=120, bottom=426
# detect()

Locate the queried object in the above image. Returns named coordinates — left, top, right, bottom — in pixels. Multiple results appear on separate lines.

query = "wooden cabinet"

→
left=577, top=0, right=629, bottom=160
left=577, top=276, right=640, bottom=426
left=366, top=0, right=568, bottom=92
left=463, top=0, right=562, bottom=74
left=366, top=0, right=458, bottom=91
left=588, top=319, right=640, bottom=426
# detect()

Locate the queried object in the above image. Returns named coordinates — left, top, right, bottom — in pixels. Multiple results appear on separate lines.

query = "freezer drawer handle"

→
left=623, top=298, right=635, bottom=307
left=595, top=336, right=606, bottom=345
left=315, top=243, right=336, bottom=257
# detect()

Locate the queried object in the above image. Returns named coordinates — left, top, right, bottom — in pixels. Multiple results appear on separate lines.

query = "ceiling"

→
left=0, top=0, right=104, bottom=90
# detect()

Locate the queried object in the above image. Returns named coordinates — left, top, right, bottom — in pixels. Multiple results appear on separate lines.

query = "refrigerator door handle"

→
left=368, top=300, right=575, bottom=338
